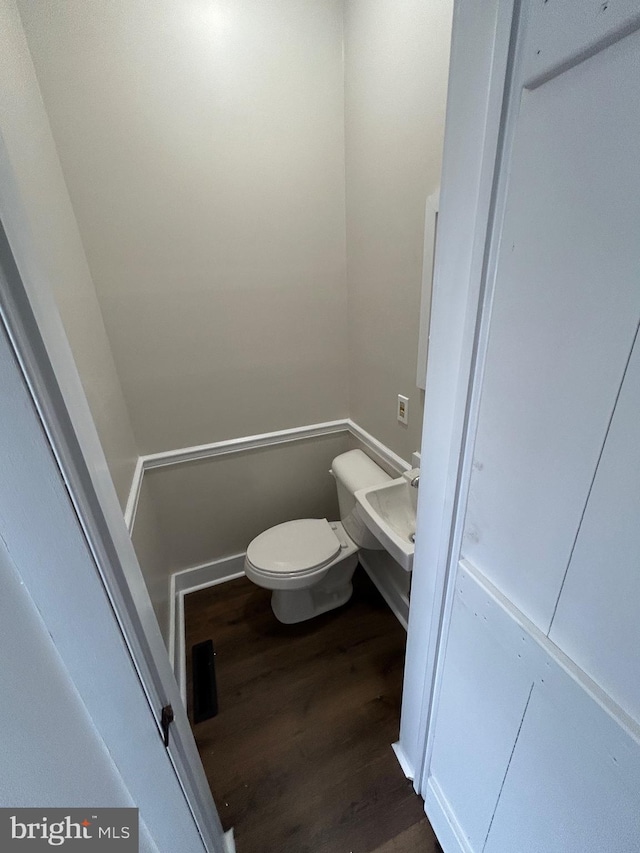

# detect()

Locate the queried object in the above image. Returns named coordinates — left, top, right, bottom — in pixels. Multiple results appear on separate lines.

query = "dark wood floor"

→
left=185, top=568, right=440, bottom=853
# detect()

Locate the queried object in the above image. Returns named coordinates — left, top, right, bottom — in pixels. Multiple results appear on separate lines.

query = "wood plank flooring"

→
left=185, top=568, right=440, bottom=853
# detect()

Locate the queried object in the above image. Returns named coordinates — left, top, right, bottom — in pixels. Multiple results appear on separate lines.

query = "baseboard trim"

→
left=359, top=551, right=409, bottom=631
left=169, top=548, right=409, bottom=708
left=169, top=552, right=408, bottom=726
left=392, top=741, right=415, bottom=780
left=168, top=553, right=246, bottom=707
left=124, top=419, right=412, bottom=532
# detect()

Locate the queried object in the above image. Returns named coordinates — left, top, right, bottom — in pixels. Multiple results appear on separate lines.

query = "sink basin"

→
left=354, top=473, right=417, bottom=571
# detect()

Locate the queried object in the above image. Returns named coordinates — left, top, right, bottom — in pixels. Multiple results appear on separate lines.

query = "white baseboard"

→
left=168, top=553, right=246, bottom=707
left=425, top=776, right=473, bottom=853
left=392, top=740, right=415, bottom=780
left=359, top=550, right=410, bottom=631
left=168, top=547, right=409, bottom=709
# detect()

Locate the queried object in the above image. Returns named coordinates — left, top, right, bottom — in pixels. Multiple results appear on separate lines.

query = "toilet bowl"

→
left=244, top=450, right=391, bottom=624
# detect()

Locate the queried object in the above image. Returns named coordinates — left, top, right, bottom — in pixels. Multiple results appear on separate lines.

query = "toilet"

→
left=244, top=449, right=391, bottom=623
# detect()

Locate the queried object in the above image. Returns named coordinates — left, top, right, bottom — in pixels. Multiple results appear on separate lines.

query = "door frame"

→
left=0, top=139, right=226, bottom=852
left=398, top=0, right=518, bottom=790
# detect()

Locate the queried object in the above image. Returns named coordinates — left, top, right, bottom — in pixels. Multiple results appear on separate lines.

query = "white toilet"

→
left=244, top=449, right=391, bottom=623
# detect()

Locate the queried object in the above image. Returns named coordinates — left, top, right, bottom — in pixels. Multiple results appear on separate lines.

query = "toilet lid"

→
left=246, top=519, right=341, bottom=575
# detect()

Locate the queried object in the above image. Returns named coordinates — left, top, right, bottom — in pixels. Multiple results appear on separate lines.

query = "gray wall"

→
left=0, top=0, right=138, bottom=508
left=17, top=0, right=349, bottom=454
left=344, top=0, right=453, bottom=461
left=15, top=0, right=453, bottom=467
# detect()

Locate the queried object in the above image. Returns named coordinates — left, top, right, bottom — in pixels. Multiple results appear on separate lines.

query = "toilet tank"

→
left=331, top=449, right=392, bottom=549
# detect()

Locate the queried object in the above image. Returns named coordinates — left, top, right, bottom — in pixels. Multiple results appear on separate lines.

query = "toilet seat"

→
left=246, top=518, right=341, bottom=577
left=243, top=449, right=389, bottom=624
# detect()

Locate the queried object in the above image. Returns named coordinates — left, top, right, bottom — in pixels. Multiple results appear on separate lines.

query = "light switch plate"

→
left=397, top=394, right=409, bottom=425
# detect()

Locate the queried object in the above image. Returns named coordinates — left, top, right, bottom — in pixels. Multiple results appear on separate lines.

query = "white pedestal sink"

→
left=354, top=469, right=418, bottom=571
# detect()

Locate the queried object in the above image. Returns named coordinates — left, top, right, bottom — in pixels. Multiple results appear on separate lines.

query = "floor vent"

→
left=191, top=639, right=218, bottom=723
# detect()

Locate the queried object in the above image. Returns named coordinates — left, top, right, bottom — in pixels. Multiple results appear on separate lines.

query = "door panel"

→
left=484, top=683, right=640, bottom=853
left=462, top=14, right=640, bottom=632
left=428, top=575, right=534, bottom=849
left=549, top=333, right=640, bottom=722
left=522, top=0, right=640, bottom=89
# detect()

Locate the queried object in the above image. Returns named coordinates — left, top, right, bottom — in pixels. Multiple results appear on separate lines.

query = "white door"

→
left=417, top=2, right=640, bottom=851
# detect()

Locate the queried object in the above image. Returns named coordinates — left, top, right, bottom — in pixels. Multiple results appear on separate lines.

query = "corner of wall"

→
left=342, top=0, right=452, bottom=466
left=0, top=0, right=140, bottom=509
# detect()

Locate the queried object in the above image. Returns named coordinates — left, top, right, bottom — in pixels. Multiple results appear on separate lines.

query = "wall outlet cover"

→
left=397, top=394, right=409, bottom=425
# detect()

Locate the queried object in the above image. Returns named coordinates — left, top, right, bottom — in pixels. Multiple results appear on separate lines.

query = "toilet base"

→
left=270, top=553, right=359, bottom=624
